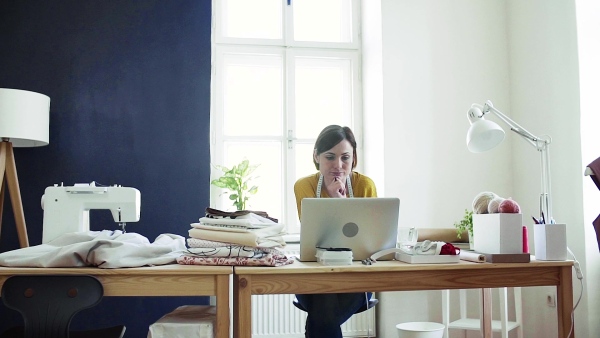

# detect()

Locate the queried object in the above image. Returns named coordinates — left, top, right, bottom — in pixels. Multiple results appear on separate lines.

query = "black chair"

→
left=1, top=275, right=126, bottom=338
left=293, top=295, right=379, bottom=314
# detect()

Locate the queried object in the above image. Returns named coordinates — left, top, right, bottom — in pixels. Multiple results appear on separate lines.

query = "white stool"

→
left=442, top=288, right=523, bottom=338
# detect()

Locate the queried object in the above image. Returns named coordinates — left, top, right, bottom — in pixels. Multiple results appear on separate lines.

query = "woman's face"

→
left=314, top=139, right=354, bottom=182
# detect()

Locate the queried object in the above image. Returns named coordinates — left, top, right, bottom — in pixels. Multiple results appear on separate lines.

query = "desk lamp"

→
left=466, top=100, right=553, bottom=223
left=0, top=88, right=50, bottom=248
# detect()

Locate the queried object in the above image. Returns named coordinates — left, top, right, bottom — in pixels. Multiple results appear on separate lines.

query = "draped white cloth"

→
left=0, top=230, right=186, bottom=268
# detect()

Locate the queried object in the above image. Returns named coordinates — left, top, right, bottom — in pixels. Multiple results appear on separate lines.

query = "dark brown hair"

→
left=313, top=125, right=357, bottom=170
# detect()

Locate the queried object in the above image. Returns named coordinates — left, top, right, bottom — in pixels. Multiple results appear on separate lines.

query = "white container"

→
left=148, top=305, right=214, bottom=338
left=534, top=223, right=567, bottom=260
left=396, top=322, right=444, bottom=338
left=395, top=252, right=459, bottom=264
left=473, top=213, right=523, bottom=254
left=316, top=249, right=352, bottom=265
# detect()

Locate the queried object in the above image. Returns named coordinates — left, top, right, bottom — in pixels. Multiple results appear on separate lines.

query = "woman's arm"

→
left=294, top=176, right=317, bottom=218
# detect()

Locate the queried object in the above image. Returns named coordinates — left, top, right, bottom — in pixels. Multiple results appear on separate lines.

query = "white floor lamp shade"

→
left=0, top=88, right=50, bottom=248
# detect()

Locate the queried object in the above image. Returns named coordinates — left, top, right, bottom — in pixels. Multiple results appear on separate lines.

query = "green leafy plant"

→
left=454, top=209, right=473, bottom=239
left=210, top=159, right=259, bottom=211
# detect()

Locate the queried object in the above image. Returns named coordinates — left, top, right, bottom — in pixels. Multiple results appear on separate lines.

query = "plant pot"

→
left=468, top=231, right=474, bottom=250
left=472, top=213, right=523, bottom=254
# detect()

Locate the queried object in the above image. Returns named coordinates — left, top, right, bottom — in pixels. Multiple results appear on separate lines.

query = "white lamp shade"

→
left=0, top=88, right=50, bottom=147
left=466, top=119, right=505, bottom=153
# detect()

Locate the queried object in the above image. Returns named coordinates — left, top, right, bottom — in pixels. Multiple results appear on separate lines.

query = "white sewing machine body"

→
left=41, top=182, right=141, bottom=243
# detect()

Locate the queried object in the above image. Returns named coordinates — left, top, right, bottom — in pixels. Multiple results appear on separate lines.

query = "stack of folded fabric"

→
left=176, top=208, right=293, bottom=267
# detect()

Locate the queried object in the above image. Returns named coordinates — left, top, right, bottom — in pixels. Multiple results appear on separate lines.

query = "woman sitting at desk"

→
left=294, top=124, right=377, bottom=338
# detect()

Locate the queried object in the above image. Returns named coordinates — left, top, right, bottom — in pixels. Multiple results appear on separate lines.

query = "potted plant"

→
left=210, top=159, right=259, bottom=211
left=454, top=209, right=473, bottom=249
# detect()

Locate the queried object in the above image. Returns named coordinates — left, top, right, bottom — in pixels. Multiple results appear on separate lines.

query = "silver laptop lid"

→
left=299, top=197, right=400, bottom=261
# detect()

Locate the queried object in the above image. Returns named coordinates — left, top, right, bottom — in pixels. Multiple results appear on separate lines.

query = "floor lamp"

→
left=0, top=88, right=50, bottom=248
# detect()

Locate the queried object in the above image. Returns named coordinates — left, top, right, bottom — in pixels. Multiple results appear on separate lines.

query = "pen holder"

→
left=534, top=223, right=567, bottom=261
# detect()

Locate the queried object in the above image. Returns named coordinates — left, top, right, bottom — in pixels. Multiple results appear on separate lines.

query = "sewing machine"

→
left=41, top=182, right=141, bottom=243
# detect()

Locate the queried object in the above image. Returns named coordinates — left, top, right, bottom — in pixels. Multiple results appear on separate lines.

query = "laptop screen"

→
left=299, top=197, right=400, bottom=261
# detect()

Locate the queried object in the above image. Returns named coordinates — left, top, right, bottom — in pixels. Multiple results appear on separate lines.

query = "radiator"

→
left=251, top=248, right=377, bottom=338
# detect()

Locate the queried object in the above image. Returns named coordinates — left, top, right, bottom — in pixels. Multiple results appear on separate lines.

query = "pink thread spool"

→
left=522, top=225, right=529, bottom=253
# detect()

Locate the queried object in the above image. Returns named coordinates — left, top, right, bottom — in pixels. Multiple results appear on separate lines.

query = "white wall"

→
left=362, top=0, right=385, bottom=197
left=575, top=0, right=600, bottom=336
left=506, top=2, right=583, bottom=337
left=368, top=0, right=592, bottom=337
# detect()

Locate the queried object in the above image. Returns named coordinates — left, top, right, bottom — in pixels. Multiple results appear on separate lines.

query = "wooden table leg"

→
left=4, top=142, right=29, bottom=247
left=480, top=288, right=492, bottom=338
left=0, top=180, right=5, bottom=238
left=557, top=266, right=575, bottom=338
left=0, top=143, right=6, bottom=237
left=215, top=274, right=230, bottom=338
left=234, top=274, right=252, bottom=338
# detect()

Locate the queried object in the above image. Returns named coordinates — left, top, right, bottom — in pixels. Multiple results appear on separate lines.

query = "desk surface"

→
left=0, top=264, right=232, bottom=338
left=233, top=259, right=574, bottom=338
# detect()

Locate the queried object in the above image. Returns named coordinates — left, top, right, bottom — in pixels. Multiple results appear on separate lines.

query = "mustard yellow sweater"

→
left=293, top=171, right=377, bottom=218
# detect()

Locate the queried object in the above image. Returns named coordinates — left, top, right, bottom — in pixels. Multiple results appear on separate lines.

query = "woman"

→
left=293, top=125, right=377, bottom=338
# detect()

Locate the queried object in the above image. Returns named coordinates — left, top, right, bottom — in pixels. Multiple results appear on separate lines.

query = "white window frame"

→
left=211, top=0, right=363, bottom=234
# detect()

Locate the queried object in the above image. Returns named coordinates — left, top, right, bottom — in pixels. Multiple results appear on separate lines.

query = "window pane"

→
left=295, top=142, right=317, bottom=180
left=295, top=56, right=353, bottom=139
left=293, top=0, right=353, bottom=43
left=221, top=142, right=283, bottom=221
left=220, top=0, right=282, bottom=39
left=223, top=53, right=283, bottom=137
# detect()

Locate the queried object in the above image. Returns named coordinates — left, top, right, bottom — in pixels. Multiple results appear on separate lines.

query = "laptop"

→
left=299, top=197, right=400, bottom=261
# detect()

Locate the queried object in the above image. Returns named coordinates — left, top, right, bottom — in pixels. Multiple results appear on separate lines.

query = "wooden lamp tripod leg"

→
left=0, top=141, right=30, bottom=248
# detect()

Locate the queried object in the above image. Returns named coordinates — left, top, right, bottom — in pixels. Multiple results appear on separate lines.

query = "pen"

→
left=540, top=211, right=546, bottom=224
left=531, top=216, right=540, bottom=224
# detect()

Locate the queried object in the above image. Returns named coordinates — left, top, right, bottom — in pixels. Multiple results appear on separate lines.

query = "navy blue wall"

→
left=0, top=1, right=212, bottom=336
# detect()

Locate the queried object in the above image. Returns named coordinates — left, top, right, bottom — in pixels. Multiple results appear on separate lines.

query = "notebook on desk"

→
left=299, top=197, right=400, bottom=262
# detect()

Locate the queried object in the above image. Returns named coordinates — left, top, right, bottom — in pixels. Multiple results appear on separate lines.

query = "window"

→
left=211, top=0, right=362, bottom=233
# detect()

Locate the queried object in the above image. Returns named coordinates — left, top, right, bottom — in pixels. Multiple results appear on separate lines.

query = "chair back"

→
left=1, top=275, right=104, bottom=338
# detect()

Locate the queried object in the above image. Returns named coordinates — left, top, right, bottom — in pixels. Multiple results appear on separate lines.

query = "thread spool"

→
left=472, top=191, right=498, bottom=214
left=487, top=196, right=505, bottom=213
left=499, top=198, right=521, bottom=213
left=522, top=225, right=529, bottom=253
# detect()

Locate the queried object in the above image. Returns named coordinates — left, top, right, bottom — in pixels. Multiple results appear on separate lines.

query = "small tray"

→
left=395, top=252, right=460, bottom=264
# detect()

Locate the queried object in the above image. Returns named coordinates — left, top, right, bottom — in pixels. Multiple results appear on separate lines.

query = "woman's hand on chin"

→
left=327, top=176, right=347, bottom=198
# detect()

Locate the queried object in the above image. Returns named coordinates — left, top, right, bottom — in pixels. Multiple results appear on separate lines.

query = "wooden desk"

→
left=233, top=260, right=574, bottom=338
left=0, top=264, right=232, bottom=338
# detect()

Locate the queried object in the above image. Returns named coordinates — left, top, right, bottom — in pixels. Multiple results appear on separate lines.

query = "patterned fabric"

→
left=205, top=207, right=278, bottom=223
left=177, top=247, right=293, bottom=267
left=187, top=245, right=271, bottom=258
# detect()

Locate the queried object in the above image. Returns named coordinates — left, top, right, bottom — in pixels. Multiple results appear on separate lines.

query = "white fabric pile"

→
left=178, top=211, right=293, bottom=267
left=0, top=230, right=186, bottom=268
left=188, top=213, right=286, bottom=248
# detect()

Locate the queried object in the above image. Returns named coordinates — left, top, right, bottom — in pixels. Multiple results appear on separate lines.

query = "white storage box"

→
left=148, top=305, right=215, bottom=338
left=534, top=223, right=567, bottom=260
left=395, top=252, right=459, bottom=264
left=316, top=248, right=352, bottom=265
left=473, top=213, right=523, bottom=254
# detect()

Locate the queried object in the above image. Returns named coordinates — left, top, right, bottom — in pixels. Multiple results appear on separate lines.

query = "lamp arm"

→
left=483, top=100, right=553, bottom=222
left=483, top=101, right=546, bottom=147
